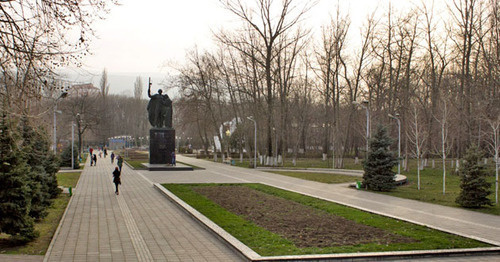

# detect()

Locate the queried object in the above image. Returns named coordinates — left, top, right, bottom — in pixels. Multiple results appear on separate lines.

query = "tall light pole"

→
left=353, top=100, right=370, bottom=154
left=76, top=113, right=82, bottom=158
left=225, top=129, right=231, bottom=160
left=71, top=122, right=75, bottom=169
left=53, top=89, right=68, bottom=152
left=272, top=127, right=278, bottom=166
left=388, top=113, right=401, bottom=175
left=247, top=116, right=257, bottom=169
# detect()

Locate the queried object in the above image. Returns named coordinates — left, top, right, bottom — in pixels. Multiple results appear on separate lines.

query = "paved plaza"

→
left=37, top=154, right=500, bottom=261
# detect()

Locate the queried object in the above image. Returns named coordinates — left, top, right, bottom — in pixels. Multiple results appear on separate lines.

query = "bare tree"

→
left=0, top=0, right=117, bottom=113
left=419, top=1, right=451, bottom=154
left=435, top=95, right=452, bottom=195
left=448, top=0, right=482, bottom=155
left=60, top=87, right=100, bottom=155
left=341, top=12, right=377, bottom=161
left=97, top=68, right=111, bottom=145
left=100, top=68, right=110, bottom=98
left=313, top=7, right=349, bottom=164
left=217, top=0, right=315, bottom=158
left=177, top=48, right=229, bottom=160
left=408, top=106, right=428, bottom=190
left=274, top=28, right=310, bottom=165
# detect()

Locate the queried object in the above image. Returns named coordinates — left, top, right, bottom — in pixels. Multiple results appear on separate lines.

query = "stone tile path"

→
left=43, top=155, right=241, bottom=262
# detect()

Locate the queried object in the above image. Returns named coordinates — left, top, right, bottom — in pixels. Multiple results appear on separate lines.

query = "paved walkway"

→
left=42, top=154, right=500, bottom=261
left=44, top=154, right=241, bottom=262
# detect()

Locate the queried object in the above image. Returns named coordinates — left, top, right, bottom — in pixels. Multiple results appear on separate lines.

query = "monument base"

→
left=149, top=128, right=175, bottom=164
left=141, top=163, right=194, bottom=171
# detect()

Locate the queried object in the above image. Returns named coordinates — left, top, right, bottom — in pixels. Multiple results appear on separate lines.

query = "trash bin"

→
left=231, top=160, right=235, bottom=165
left=356, top=181, right=361, bottom=189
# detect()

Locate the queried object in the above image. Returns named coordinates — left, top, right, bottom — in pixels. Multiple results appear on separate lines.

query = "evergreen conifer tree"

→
left=363, top=125, right=398, bottom=191
left=19, top=117, right=56, bottom=220
left=0, top=114, right=36, bottom=241
left=456, top=145, right=493, bottom=208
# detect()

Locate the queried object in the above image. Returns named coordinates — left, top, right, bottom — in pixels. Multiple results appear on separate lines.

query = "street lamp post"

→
left=247, top=116, right=257, bottom=169
left=71, top=121, right=74, bottom=169
left=272, top=127, right=278, bottom=166
left=76, top=113, right=82, bottom=159
left=353, top=100, right=370, bottom=154
left=225, top=130, right=231, bottom=160
left=388, top=113, right=401, bottom=175
left=53, top=89, right=68, bottom=152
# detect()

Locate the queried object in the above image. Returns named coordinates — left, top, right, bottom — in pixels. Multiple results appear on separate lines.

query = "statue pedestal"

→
left=149, top=128, right=175, bottom=164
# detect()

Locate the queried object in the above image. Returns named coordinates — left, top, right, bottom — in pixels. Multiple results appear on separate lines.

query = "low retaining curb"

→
left=154, top=183, right=500, bottom=261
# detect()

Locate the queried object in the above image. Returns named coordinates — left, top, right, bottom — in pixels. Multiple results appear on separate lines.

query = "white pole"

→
left=53, top=104, right=57, bottom=152
left=254, top=121, right=257, bottom=168
left=397, top=118, right=401, bottom=175
left=275, top=128, right=278, bottom=166
left=494, top=124, right=498, bottom=205
left=71, top=122, right=74, bottom=169
left=389, top=113, right=401, bottom=175
left=248, top=117, right=257, bottom=169
left=366, top=107, right=369, bottom=153
left=495, top=130, right=498, bottom=204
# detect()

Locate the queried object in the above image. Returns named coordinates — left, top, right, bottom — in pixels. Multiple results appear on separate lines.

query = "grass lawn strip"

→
left=124, top=158, right=148, bottom=169
left=268, top=171, right=359, bottom=184
left=381, top=169, right=499, bottom=216
left=56, top=172, right=81, bottom=188
left=163, top=183, right=490, bottom=256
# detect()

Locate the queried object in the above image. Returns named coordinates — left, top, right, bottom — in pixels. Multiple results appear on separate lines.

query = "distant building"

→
left=69, top=83, right=100, bottom=97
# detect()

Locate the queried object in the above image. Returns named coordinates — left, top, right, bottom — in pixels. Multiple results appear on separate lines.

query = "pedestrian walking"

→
left=90, top=153, right=94, bottom=166
left=93, top=154, right=97, bottom=166
left=112, top=167, right=121, bottom=195
left=99, top=150, right=102, bottom=158
left=111, top=152, right=115, bottom=164
left=117, top=155, right=123, bottom=171
left=171, top=151, right=176, bottom=166
left=104, top=148, right=107, bottom=158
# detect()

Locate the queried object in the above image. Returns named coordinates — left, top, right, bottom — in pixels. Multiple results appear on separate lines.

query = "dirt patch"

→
left=193, top=185, right=415, bottom=248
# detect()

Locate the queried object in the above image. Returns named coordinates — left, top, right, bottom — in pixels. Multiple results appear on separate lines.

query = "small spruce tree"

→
left=363, top=125, right=398, bottom=191
left=0, top=114, right=37, bottom=241
left=455, top=145, right=492, bottom=208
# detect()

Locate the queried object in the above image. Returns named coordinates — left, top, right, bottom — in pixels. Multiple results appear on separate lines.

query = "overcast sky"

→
left=68, top=0, right=444, bottom=96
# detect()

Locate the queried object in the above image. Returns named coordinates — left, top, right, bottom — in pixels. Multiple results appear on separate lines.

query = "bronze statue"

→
left=147, top=79, right=173, bottom=128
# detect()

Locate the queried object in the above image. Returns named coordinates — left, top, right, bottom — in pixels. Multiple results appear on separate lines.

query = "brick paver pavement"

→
left=44, top=154, right=241, bottom=262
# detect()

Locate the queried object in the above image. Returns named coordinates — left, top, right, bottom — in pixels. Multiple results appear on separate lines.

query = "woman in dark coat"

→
left=112, top=167, right=121, bottom=195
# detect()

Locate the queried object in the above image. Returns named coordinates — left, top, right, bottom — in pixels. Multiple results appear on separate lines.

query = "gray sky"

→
left=66, top=0, right=444, bottom=97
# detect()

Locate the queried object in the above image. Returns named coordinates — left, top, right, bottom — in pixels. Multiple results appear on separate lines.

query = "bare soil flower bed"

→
left=193, top=185, right=415, bottom=248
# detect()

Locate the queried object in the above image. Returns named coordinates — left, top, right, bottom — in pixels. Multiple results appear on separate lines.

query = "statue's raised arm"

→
left=147, top=77, right=152, bottom=98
